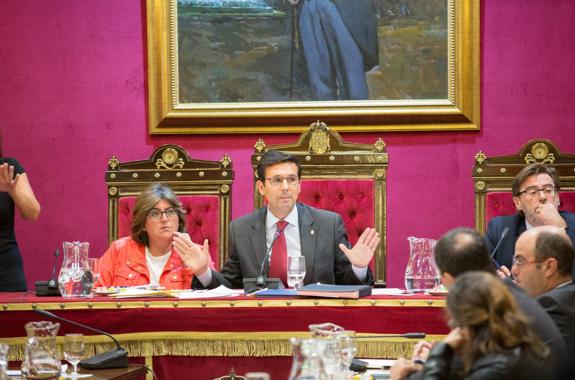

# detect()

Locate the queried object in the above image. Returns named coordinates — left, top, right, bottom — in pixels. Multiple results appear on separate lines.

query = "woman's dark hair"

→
left=130, top=183, right=187, bottom=246
left=448, top=272, right=549, bottom=372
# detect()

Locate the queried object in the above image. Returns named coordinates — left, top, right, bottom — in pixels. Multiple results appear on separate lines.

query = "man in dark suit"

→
left=485, top=163, right=575, bottom=277
left=512, top=226, right=575, bottom=360
left=188, top=150, right=379, bottom=289
left=392, top=228, right=567, bottom=379
left=288, top=0, right=378, bottom=100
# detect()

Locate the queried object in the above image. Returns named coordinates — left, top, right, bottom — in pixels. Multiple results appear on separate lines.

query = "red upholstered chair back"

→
left=252, top=121, right=388, bottom=285
left=473, top=139, right=575, bottom=233
left=106, top=145, right=233, bottom=270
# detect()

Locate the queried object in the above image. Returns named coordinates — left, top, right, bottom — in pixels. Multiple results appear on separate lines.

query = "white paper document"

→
left=178, top=285, right=242, bottom=299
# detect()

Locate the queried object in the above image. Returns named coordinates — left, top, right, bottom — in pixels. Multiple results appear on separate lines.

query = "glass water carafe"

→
left=404, top=237, right=440, bottom=293
left=58, top=241, right=92, bottom=298
left=21, top=321, right=61, bottom=379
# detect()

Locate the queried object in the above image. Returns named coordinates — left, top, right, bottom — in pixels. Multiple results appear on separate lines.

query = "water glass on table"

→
left=63, top=334, right=91, bottom=378
left=287, top=256, right=306, bottom=289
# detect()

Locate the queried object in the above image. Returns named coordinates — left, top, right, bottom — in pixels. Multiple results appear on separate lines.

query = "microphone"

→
left=35, top=249, right=61, bottom=296
left=489, top=227, right=510, bottom=270
left=357, top=332, right=426, bottom=339
left=34, top=309, right=129, bottom=369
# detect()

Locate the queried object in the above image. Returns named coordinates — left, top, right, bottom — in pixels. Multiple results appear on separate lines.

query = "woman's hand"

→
left=443, top=327, right=466, bottom=350
left=0, top=163, right=19, bottom=193
left=390, top=358, right=421, bottom=380
left=412, top=340, right=433, bottom=362
left=172, top=232, right=211, bottom=275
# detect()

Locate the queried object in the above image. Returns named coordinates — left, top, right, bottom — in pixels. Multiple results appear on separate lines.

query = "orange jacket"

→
left=96, top=237, right=194, bottom=289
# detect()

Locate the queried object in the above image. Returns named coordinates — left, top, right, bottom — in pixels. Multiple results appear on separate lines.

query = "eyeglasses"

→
left=511, top=256, right=546, bottom=269
left=147, top=207, right=178, bottom=220
left=265, top=175, right=299, bottom=187
left=517, top=184, right=556, bottom=198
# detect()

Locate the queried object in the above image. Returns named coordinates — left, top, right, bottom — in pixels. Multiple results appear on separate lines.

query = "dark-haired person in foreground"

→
left=0, top=132, right=41, bottom=291
left=485, top=163, right=575, bottom=277
left=392, top=272, right=551, bottom=379
left=512, top=225, right=575, bottom=373
left=190, top=150, right=380, bottom=289
left=391, top=227, right=566, bottom=380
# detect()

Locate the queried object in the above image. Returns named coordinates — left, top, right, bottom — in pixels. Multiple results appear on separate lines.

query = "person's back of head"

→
left=449, top=271, right=549, bottom=372
left=534, top=227, right=574, bottom=278
left=434, top=227, right=495, bottom=279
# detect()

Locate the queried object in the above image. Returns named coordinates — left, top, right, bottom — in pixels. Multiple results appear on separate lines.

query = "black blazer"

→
left=484, top=211, right=575, bottom=276
left=195, top=203, right=373, bottom=289
left=537, top=282, right=575, bottom=358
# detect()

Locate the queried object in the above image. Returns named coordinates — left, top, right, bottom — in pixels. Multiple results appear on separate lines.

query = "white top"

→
left=145, top=247, right=171, bottom=286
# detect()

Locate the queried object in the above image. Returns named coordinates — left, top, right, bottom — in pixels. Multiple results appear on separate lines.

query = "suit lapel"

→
left=298, top=204, right=317, bottom=281
left=250, top=208, right=268, bottom=267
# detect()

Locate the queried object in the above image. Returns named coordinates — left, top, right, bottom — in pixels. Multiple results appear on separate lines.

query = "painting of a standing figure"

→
left=177, top=0, right=448, bottom=103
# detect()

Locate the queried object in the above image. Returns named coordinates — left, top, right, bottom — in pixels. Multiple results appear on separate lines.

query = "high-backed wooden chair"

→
left=106, top=144, right=233, bottom=270
left=251, top=121, right=388, bottom=285
left=473, top=139, right=575, bottom=234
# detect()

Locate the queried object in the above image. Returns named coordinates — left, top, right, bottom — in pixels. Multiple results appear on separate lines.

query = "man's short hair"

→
left=512, top=163, right=561, bottom=197
left=434, top=227, right=496, bottom=277
left=534, top=231, right=574, bottom=276
left=256, top=150, right=302, bottom=181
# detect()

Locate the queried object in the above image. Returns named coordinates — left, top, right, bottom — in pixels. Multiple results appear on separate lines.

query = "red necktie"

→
left=269, top=220, right=288, bottom=286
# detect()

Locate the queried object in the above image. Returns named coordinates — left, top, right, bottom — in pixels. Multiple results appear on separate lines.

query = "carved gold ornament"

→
left=156, top=148, right=185, bottom=169
left=220, top=154, right=231, bottom=168
left=474, top=151, right=487, bottom=165
left=309, top=121, right=330, bottom=154
left=108, top=156, right=120, bottom=170
left=254, top=139, right=266, bottom=153
left=475, top=181, right=485, bottom=191
left=374, top=138, right=386, bottom=152
left=525, top=143, right=555, bottom=164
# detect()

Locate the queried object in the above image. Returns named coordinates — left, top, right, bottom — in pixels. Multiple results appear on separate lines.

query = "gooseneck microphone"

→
left=35, top=249, right=61, bottom=296
left=357, top=332, right=426, bottom=339
left=489, top=227, right=510, bottom=269
left=34, top=309, right=129, bottom=369
left=255, top=221, right=288, bottom=288
left=48, top=248, right=60, bottom=288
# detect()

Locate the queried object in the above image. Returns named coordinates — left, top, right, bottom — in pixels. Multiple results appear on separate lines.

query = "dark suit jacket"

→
left=484, top=211, right=575, bottom=276
left=331, top=0, right=379, bottom=70
left=537, top=282, right=575, bottom=358
left=195, top=203, right=373, bottom=289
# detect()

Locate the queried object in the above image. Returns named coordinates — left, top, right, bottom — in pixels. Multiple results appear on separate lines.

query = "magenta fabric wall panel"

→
left=1, top=0, right=575, bottom=289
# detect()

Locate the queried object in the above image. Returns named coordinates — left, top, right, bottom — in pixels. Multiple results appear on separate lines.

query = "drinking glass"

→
left=63, top=334, right=90, bottom=378
left=287, top=256, right=306, bottom=289
left=0, top=343, right=8, bottom=380
left=337, top=332, right=357, bottom=373
left=87, top=258, right=100, bottom=286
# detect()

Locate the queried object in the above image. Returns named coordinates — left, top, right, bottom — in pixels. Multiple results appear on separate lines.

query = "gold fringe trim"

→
left=4, top=331, right=445, bottom=361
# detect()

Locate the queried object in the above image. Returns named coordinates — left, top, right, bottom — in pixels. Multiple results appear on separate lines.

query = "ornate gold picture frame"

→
left=147, top=0, right=479, bottom=134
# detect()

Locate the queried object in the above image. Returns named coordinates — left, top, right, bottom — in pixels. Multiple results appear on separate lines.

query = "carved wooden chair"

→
left=473, top=139, right=575, bottom=233
left=106, top=144, right=233, bottom=270
left=251, top=121, right=388, bottom=285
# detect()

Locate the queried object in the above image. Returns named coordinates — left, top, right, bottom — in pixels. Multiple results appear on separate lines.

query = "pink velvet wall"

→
left=1, top=0, right=575, bottom=289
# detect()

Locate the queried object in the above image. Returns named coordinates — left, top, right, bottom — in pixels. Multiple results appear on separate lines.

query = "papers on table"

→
left=370, top=288, right=406, bottom=296
left=178, top=285, right=242, bottom=299
left=102, top=285, right=241, bottom=299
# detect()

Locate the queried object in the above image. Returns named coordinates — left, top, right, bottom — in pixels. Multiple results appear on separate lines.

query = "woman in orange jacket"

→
left=97, top=183, right=211, bottom=289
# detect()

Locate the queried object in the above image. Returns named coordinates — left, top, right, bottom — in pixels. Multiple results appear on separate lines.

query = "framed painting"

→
left=147, top=0, right=479, bottom=134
